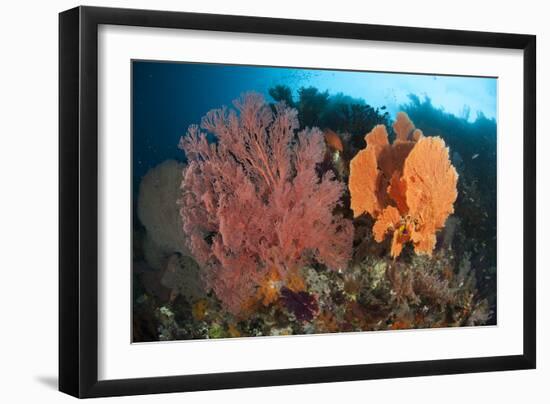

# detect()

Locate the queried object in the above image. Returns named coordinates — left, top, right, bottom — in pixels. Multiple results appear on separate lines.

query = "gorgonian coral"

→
left=137, top=160, right=186, bottom=247
left=349, top=112, right=458, bottom=257
left=178, top=93, right=353, bottom=315
left=137, top=160, right=190, bottom=269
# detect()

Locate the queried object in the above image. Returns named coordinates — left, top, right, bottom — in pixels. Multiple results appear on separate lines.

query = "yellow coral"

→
left=286, top=268, right=306, bottom=292
left=192, top=299, right=208, bottom=321
left=255, top=267, right=282, bottom=306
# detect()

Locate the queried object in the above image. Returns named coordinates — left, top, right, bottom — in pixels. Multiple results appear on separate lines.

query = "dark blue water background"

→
left=132, top=61, right=496, bottom=199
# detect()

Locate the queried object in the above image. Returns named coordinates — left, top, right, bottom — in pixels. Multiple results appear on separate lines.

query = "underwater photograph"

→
left=131, top=61, right=497, bottom=342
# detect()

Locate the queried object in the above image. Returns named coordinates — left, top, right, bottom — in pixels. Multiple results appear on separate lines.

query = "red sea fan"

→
left=178, top=93, right=353, bottom=315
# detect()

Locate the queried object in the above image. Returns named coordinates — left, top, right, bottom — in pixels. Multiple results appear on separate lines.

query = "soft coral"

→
left=179, top=93, right=353, bottom=315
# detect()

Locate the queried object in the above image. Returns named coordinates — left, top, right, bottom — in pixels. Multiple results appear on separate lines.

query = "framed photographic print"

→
left=59, top=6, right=536, bottom=398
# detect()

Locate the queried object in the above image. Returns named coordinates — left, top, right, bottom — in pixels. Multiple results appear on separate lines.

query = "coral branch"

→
left=179, top=93, right=353, bottom=315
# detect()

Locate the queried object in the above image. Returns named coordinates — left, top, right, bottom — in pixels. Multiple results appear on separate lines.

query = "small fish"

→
left=324, top=129, right=344, bottom=153
left=323, top=129, right=348, bottom=178
left=471, top=153, right=479, bottom=160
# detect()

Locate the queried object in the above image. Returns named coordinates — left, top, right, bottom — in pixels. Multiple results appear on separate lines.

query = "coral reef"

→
left=178, top=92, right=353, bottom=315
left=142, top=250, right=490, bottom=341
left=349, top=112, right=458, bottom=257
left=132, top=89, right=495, bottom=343
left=280, top=288, right=319, bottom=322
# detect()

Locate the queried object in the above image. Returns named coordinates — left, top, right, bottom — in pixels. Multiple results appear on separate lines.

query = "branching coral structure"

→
left=178, top=93, right=353, bottom=316
left=349, top=112, right=458, bottom=257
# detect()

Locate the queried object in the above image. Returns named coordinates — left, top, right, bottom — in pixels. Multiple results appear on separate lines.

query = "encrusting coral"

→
left=178, top=93, right=353, bottom=316
left=349, top=112, right=458, bottom=257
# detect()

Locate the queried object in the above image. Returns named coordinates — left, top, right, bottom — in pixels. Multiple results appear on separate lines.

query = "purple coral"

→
left=178, top=93, right=353, bottom=315
left=280, top=288, right=318, bottom=322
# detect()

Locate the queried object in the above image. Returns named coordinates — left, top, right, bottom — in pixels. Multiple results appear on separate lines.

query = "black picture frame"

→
left=59, top=5, right=536, bottom=398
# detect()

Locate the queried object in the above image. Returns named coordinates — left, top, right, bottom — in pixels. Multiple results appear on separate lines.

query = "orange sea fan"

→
left=366, top=124, right=391, bottom=152
left=372, top=205, right=409, bottom=258
left=393, top=112, right=424, bottom=143
left=349, top=127, right=386, bottom=217
left=349, top=113, right=457, bottom=258
left=393, top=112, right=416, bottom=142
left=387, top=172, right=408, bottom=214
left=349, top=122, right=418, bottom=219
left=403, top=137, right=458, bottom=255
left=372, top=206, right=401, bottom=243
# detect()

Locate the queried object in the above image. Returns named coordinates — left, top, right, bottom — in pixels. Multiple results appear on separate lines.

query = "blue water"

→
left=132, top=60, right=496, bottom=195
left=133, top=62, right=310, bottom=193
